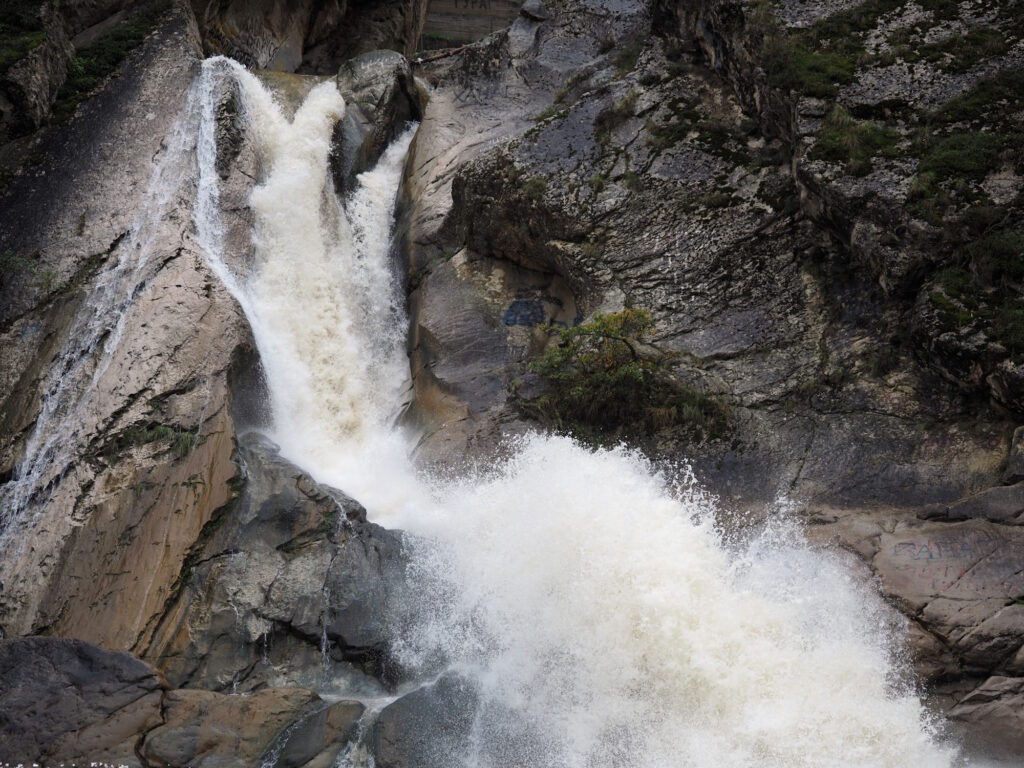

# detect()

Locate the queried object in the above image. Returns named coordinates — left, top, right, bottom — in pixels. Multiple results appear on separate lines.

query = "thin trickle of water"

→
left=188, top=61, right=956, bottom=768
left=0, top=78, right=209, bottom=548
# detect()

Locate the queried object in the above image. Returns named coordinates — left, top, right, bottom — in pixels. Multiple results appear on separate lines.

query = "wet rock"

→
left=144, top=433, right=407, bottom=691
left=0, top=3, right=252, bottom=656
left=0, top=636, right=364, bottom=766
left=140, top=687, right=319, bottom=768
left=950, top=676, right=1024, bottom=758
left=0, top=637, right=165, bottom=765
left=334, top=50, right=424, bottom=193
left=372, top=673, right=479, bottom=768
left=273, top=700, right=365, bottom=768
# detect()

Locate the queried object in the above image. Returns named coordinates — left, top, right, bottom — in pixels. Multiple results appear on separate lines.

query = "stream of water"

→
left=189, top=57, right=962, bottom=767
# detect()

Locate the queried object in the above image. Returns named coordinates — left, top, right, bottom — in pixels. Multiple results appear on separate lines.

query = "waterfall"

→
left=192, top=59, right=954, bottom=768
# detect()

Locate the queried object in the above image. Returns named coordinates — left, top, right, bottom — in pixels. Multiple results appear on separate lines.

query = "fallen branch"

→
left=411, top=43, right=474, bottom=65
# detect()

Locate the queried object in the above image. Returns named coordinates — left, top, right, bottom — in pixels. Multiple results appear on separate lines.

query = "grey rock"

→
left=1005, top=427, right=1024, bottom=485
left=372, top=673, right=479, bottom=768
left=273, top=700, right=365, bottom=768
left=521, top=0, right=550, bottom=21
left=950, top=676, right=1024, bottom=759
left=921, top=483, right=1024, bottom=524
left=190, top=0, right=427, bottom=72
left=0, top=637, right=165, bottom=765
left=334, top=50, right=425, bottom=193
left=144, top=433, right=408, bottom=692
left=0, top=8, right=73, bottom=137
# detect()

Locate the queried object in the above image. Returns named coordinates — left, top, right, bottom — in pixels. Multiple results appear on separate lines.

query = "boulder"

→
left=950, top=676, right=1024, bottom=759
left=143, top=433, right=408, bottom=692
left=0, top=637, right=165, bottom=766
left=140, top=687, right=319, bottom=768
left=372, top=673, right=479, bottom=768
left=333, top=50, right=424, bottom=194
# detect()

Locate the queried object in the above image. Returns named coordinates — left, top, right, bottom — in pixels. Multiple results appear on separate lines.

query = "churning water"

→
left=200, top=57, right=955, bottom=767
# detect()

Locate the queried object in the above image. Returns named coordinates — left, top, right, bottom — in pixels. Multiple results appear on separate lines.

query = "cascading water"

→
left=191, top=58, right=956, bottom=768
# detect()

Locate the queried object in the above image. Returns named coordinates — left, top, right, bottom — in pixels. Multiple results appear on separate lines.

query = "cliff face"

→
left=0, top=0, right=1022, bottom=763
left=403, top=0, right=1024, bottom=753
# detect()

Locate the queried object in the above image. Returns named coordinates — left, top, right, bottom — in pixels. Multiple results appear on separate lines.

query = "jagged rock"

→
left=143, top=433, right=407, bottom=691
left=334, top=50, right=425, bottom=193
left=190, top=0, right=427, bottom=73
left=0, top=637, right=165, bottom=766
left=372, top=673, right=479, bottom=768
left=921, top=483, right=1024, bottom=524
left=0, top=3, right=253, bottom=657
left=950, top=676, right=1024, bottom=759
left=0, top=8, right=74, bottom=137
left=520, top=0, right=550, bottom=21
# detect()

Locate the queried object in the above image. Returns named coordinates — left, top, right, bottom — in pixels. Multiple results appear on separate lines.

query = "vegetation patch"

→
left=612, top=37, right=644, bottom=74
left=51, top=0, right=170, bottom=124
left=809, top=105, right=899, bottom=176
left=522, top=176, right=547, bottom=202
left=0, top=0, right=45, bottom=75
left=595, top=91, right=637, bottom=143
left=103, top=420, right=200, bottom=461
left=931, top=258, right=1024, bottom=361
left=918, top=131, right=1002, bottom=181
left=530, top=309, right=729, bottom=442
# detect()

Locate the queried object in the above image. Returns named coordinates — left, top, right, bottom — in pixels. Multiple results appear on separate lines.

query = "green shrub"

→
left=531, top=309, right=729, bottom=441
left=51, top=0, right=170, bottom=124
left=522, top=176, right=547, bottom=201
left=965, top=228, right=1024, bottom=287
left=103, top=421, right=199, bottom=460
left=612, top=37, right=644, bottom=74
left=763, top=40, right=855, bottom=98
left=809, top=105, right=899, bottom=175
left=0, top=0, right=45, bottom=74
left=595, top=91, right=637, bottom=143
left=918, top=131, right=1001, bottom=181
left=936, top=70, right=1024, bottom=125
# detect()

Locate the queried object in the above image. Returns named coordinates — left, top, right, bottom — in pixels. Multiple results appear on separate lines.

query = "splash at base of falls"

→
left=193, top=58, right=958, bottom=768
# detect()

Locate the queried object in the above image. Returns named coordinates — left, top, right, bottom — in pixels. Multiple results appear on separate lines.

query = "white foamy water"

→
left=192, top=60, right=957, bottom=768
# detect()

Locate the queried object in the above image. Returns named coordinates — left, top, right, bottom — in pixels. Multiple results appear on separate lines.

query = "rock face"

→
left=0, top=637, right=164, bottom=766
left=0, top=636, right=367, bottom=768
left=0, top=3, right=419, bottom=760
left=334, top=49, right=425, bottom=193
left=190, top=0, right=428, bottom=72
left=143, top=433, right=408, bottom=693
left=0, top=1, right=246, bottom=652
